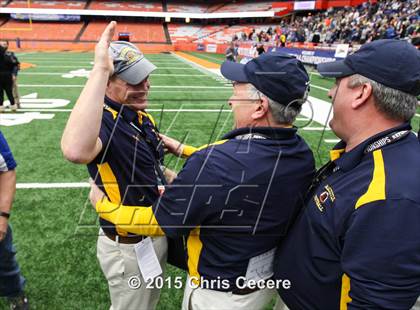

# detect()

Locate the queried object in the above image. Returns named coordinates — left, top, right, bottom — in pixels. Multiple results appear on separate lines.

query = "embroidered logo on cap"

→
left=120, top=46, right=143, bottom=65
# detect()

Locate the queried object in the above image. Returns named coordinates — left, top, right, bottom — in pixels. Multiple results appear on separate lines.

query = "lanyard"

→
left=364, top=130, right=410, bottom=154
left=128, top=121, right=167, bottom=187
left=106, top=103, right=167, bottom=188
left=234, top=133, right=268, bottom=140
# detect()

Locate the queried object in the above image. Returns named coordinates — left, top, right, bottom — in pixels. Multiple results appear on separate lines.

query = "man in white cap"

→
left=61, top=22, right=170, bottom=310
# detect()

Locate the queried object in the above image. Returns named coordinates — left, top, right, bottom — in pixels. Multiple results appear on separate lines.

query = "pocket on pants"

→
left=97, top=237, right=125, bottom=287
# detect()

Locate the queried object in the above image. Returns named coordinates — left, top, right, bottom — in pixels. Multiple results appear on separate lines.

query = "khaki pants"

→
left=12, top=76, right=19, bottom=107
left=413, top=297, right=420, bottom=310
left=97, top=229, right=168, bottom=310
left=182, top=276, right=276, bottom=310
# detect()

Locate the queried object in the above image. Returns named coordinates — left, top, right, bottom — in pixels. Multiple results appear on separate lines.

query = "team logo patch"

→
left=120, top=47, right=142, bottom=65
left=313, top=185, right=336, bottom=212
left=319, top=191, right=329, bottom=204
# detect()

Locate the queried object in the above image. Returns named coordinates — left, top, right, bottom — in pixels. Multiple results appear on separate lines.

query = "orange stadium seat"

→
left=6, top=0, right=86, bottom=9
left=0, top=20, right=84, bottom=40
left=89, top=0, right=162, bottom=12
left=211, top=0, right=273, bottom=13
left=81, top=21, right=167, bottom=43
left=201, top=24, right=279, bottom=43
left=168, top=24, right=227, bottom=43
left=167, top=1, right=208, bottom=13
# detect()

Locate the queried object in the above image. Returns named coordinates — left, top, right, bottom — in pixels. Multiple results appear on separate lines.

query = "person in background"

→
left=0, top=41, right=19, bottom=112
left=0, top=130, right=29, bottom=310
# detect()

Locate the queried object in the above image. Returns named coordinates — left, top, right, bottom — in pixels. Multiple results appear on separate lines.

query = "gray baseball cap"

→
left=108, top=41, right=156, bottom=85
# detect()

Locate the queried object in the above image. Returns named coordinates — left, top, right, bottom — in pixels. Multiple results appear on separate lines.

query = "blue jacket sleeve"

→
left=0, top=132, right=17, bottom=171
left=341, top=199, right=420, bottom=309
left=153, top=151, right=222, bottom=238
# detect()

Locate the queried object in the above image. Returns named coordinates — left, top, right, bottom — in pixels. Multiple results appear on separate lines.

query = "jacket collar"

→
left=222, top=126, right=297, bottom=140
left=104, top=96, right=139, bottom=123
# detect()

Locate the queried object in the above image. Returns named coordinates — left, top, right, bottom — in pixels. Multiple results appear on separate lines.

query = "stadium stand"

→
left=207, top=24, right=280, bottom=44
left=88, top=0, right=163, bottom=12
left=168, top=24, right=228, bottom=43
left=210, top=0, right=273, bottom=13
left=5, top=0, right=87, bottom=9
left=0, top=20, right=84, bottom=40
left=167, top=1, right=208, bottom=13
left=0, top=0, right=418, bottom=50
left=80, top=21, right=167, bottom=43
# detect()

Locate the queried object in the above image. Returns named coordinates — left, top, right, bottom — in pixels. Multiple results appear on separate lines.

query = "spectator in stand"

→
left=256, top=43, right=265, bottom=55
left=270, top=0, right=418, bottom=45
left=225, top=41, right=238, bottom=62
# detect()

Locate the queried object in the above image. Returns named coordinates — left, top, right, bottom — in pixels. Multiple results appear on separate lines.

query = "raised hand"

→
left=93, top=21, right=116, bottom=75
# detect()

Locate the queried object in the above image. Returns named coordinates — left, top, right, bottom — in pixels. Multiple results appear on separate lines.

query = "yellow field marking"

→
left=173, top=52, right=220, bottom=69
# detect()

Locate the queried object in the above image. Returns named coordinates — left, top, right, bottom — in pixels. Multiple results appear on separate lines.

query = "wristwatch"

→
left=0, top=211, right=10, bottom=219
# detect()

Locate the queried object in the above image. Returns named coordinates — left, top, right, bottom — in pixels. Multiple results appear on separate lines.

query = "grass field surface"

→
left=0, top=51, right=418, bottom=309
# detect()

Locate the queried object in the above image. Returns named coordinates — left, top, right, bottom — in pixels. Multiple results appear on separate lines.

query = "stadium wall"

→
left=3, top=40, right=174, bottom=53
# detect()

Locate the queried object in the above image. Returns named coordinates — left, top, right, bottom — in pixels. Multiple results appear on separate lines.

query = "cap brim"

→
left=118, top=58, right=157, bottom=85
left=220, top=61, right=249, bottom=82
left=317, top=60, right=354, bottom=78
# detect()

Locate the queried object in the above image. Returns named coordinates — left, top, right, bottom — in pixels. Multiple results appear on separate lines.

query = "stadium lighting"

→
left=165, top=16, right=171, bottom=22
left=185, top=17, right=190, bottom=23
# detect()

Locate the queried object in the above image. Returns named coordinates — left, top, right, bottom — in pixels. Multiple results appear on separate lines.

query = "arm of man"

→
left=61, top=21, right=116, bottom=164
left=0, top=170, right=16, bottom=241
left=93, top=152, right=221, bottom=238
left=341, top=199, right=420, bottom=309
left=159, top=133, right=198, bottom=158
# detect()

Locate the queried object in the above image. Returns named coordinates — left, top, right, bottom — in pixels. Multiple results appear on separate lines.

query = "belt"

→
left=231, top=286, right=261, bottom=295
left=104, top=231, right=145, bottom=244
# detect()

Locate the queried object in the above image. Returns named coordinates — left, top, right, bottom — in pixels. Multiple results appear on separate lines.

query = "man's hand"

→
left=0, top=216, right=7, bottom=242
left=159, top=134, right=184, bottom=157
left=89, top=178, right=106, bottom=209
left=163, top=167, right=178, bottom=184
left=93, top=21, right=116, bottom=75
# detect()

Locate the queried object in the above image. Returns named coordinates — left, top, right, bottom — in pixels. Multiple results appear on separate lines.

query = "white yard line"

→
left=17, top=182, right=89, bottom=189
left=416, top=113, right=420, bottom=118
left=17, top=108, right=233, bottom=113
left=309, top=84, right=329, bottom=92
left=25, top=65, right=195, bottom=69
left=19, top=72, right=208, bottom=77
left=324, top=139, right=340, bottom=143
left=19, top=84, right=232, bottom=88
left=300, top=127, right=331, bottom=131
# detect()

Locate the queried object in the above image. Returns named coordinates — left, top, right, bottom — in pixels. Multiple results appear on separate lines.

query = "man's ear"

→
left=252, top=96, right=269, bottom=120
left=352, top=82, right=373, bottom=109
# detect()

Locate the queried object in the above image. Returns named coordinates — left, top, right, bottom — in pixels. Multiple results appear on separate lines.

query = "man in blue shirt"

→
left=61, top=22, right=172, bottom=310
left=274, top=39, right=420, bottom=309
left=0, top=131, right=28, bottom=310
left=88, top=22, right=315, bottom=310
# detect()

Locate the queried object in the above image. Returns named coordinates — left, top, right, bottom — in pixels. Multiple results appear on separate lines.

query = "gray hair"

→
left=347, top=74, right=417, bottom=122
left=247, top=84, right=303, bottom=125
